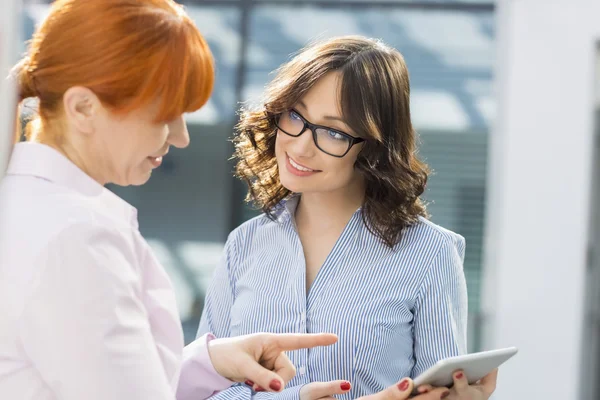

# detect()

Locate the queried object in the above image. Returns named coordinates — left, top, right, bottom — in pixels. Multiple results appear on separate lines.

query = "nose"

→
left=167, top=115, right=190, bottom=149
left=287, top=127, right=317, bottom=158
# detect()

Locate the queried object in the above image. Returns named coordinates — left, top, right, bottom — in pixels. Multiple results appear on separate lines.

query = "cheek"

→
left=275, top=133, right=287, bottom=160
left=335, top=159, right=356, bottom=179
left=118, top=125, right=165, bottom=166
left=137, top=125, right=168, bottom=152
left=150, top=123, right=169, bottom=142
left=324, top=155, right=360, bottom=184
left=275, top=135, right=281, bottom=155
left=98, top=122, right=131, bottom=160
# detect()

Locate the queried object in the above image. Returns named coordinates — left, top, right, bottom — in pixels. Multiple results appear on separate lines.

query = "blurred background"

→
left=1, top=1, right=599, bottom=399
left=18, top=0, right=498, bottom=347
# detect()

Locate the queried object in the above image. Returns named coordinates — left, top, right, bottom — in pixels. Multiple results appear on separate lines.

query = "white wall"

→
left=0, top=0, right=20, bottom=178
left=482, top=0, right=599, bottom=399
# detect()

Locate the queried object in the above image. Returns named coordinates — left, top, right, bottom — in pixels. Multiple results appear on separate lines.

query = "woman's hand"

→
left=357, top=378, right=449, bottom=400
left=343, top=369, right=497, bottom=400
left=207, top=333, right=338, bottom=393
left=414, top=370, right=498, bottom=400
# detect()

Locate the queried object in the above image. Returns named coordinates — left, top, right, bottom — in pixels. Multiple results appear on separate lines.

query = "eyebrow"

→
left=297, top=100, right=347, bottom=124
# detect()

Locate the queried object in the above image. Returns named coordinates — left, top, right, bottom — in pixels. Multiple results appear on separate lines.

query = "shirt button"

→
left=298, top=366, right=306, bottom=375
left=301, top=312, right=306, bottom=319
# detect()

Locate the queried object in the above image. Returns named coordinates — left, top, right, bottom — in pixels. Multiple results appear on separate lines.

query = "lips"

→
left=288, top=156, right=315, bottom=172
left=148, top=148, right=169, bottom=168
left=148, top=156, right=163, bottom=168
left=285, top=154, right=320, bottom=177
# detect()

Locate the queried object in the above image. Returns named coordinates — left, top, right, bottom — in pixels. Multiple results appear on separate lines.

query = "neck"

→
left=295, top=175, right=365, bottom=231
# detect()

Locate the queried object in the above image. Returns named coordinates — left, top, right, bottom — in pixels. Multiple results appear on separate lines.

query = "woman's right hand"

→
left=300, top=378, right=450, bottom=400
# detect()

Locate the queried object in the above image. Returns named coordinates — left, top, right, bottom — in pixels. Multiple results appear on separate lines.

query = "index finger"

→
left=357, top=378, right=413, bottom=400
left=272, top=333, right=338, bottom=351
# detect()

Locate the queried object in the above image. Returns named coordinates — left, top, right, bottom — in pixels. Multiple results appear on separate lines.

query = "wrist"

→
left=206, top=334, right=227, bottom=378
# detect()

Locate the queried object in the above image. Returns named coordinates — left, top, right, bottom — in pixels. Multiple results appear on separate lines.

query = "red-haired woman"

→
left=0, top=1, right=339, bottom=399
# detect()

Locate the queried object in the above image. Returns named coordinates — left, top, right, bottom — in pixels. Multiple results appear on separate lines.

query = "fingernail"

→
left=255, top=387, right=265, bottom=392
left=441, top=391, right=450, bottom=399
left=269, top=380, right=282, bottom=391
left=244, top=380, right=254, bottom=387
left=397, top=379, right=410, bottom=392
left=340, top=382, right=351, bottom=391
left=455, top=372, right=464, bottom=379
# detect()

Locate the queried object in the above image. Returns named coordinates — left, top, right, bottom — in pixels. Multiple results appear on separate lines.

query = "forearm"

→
left=176, top=334, right=234, bottom=400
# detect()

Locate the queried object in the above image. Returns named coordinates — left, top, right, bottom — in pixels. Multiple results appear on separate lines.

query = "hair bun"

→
left=12, top=57, right=38, bottom=102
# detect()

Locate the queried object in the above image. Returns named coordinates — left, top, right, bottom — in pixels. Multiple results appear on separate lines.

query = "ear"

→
left=62, top=86, right=102, bottom=135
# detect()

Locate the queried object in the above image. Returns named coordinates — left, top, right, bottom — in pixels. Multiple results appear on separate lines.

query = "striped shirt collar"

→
left=276, top=194, right=363, bottom=224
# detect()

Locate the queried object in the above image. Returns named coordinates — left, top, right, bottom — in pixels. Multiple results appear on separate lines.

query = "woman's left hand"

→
left=207, top=332, right=338, bottom=392
left=416, top=369, right=498, bottom=400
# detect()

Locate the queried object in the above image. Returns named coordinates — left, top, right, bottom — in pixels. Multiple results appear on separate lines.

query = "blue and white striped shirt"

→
left=197, top=196, right=468, bottom=399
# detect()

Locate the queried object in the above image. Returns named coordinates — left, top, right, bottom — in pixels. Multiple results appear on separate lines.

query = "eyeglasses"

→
left=274, top=109, right=365, bottom=158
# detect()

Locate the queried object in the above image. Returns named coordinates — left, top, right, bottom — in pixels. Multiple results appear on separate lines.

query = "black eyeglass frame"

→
left=274, top=109, right=365, bottom=158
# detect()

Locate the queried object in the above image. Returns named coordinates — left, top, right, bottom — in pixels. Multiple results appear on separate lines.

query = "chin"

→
left=115, top=171, right=152, bottom=187
left=279, top=173, right=305, bottom=194
left=130, top=173, right=152, bottom=186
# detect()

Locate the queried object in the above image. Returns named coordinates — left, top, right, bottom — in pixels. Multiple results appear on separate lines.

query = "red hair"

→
left=14, top=0, right=214, bottom=138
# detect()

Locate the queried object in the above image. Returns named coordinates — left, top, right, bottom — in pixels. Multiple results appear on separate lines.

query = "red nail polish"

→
left=441, top=391, right=450, bottom=399
left=397, top=379, right=410, bottom=391
left=455, top=372, right=464, bottom=379
left=255, top=387, right=265, bottom=392
left=340, top=382, right=351, bottom=391
left=244, top=380, right=254, bottom=387
left=269, top=380, right=282, bottom=391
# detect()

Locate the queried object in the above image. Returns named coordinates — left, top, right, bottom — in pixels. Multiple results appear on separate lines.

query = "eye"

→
left=289, top=110, right=303, bottom=121
left=328, top=130, right=347, bottom=141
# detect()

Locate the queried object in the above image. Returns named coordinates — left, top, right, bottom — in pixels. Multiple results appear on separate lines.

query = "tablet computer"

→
left=412, top=347, right=518, bottom=394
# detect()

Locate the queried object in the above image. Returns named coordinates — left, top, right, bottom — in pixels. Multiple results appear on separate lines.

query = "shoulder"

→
left=22, top=222, right=146, bottom=323
left=48, top=221, right=136, bottom=253
left=226, top=212, right=283, bottom=249
left=403, top=218, right=467, bottom=289
left=2, top=176, right=135, bottom=238
left=401, top=217, right=465, bottom=257
left=12, top=221, right=144, bottom=325
left=377, top=217, right=465, bottom=283
left=40, top=222, right=140, bottom=282
left=0, top=179, right=140, bottom=276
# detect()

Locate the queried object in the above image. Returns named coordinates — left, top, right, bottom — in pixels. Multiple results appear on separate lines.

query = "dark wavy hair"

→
left=234, top=35, right=430, bottom=248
